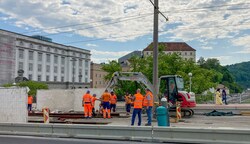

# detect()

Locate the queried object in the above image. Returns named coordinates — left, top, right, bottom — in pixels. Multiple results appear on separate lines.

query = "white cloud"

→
left=201, top=46, right=213, bottom=50
left=86, top=43, right=98, bottom=47
left=231, top=35, right=250, bottom=54
left=91, top=49, right=131, bottom=63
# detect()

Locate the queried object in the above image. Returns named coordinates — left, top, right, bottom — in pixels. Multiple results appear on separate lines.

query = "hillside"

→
left=226, top=61, right=250, bottom=90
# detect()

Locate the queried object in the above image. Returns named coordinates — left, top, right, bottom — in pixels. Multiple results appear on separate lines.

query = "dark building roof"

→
left=143, top=42, right=196, bottom=52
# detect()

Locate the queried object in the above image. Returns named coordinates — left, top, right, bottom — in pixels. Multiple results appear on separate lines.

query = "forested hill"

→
left=226, top=61, right=250, bottom=90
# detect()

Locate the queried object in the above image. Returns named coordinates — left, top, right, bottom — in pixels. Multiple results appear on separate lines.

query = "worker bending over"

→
left=124, top=92, right=132, bottom=115
left=143, top=88, right=153, bottom=126
left=82, top=90, right=92, bottom=118
left=101, top=90, right=111, bottom=119
left=110, top=91, right=117, bottom=112
left=91, top=94, right=99, bottom=117
left=131, top=89, right=143, bottom=126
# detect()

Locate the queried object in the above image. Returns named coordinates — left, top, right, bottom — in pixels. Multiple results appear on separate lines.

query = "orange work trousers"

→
left=84, top=104, right=92, bottom=118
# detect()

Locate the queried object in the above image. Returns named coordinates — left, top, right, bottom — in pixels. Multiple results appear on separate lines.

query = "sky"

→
left=0, top=0, right=249, bottom=66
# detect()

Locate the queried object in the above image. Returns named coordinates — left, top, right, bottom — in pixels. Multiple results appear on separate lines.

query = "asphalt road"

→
left=0, top=135, right=162, bottom=144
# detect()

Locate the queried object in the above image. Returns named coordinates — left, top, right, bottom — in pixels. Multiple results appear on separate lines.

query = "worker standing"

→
left=27, top=95, right=33, bottom=113
left=82, top=90, right=92, bottom=118
left=131, top=89, right=144, bottom=126
left=101, top=90, right=111, bottom=119
left=124, top=92, right=132, bottom=115
left=144, top=88, right=153, bottom=126
left=110, top=91, right=117, bottom=112
left=91, top=94, right=99, bottom=117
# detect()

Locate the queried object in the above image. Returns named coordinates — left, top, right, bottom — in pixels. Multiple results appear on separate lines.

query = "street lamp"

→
left=70, top=58, right=77, bottom=89
left=188, top=72, right=192, bottom=93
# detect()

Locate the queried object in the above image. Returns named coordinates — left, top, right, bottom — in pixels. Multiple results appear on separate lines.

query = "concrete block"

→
left=0, top=88, right=27, bottom=123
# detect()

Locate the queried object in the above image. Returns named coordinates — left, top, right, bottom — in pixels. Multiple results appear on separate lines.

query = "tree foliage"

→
left=101, top=60, right=122, bottom=80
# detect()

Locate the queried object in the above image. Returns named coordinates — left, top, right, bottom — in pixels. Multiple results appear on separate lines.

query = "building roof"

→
left=143, top=42, right=196, bottom=52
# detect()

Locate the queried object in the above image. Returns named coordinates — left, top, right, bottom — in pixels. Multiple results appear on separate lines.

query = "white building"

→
left=143, top=42, right=196, bottom=61
left=0, top=29, right=91, bottom=89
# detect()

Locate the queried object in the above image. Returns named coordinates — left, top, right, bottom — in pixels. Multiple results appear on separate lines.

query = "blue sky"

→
left=0, top=0, right=250, bottom=65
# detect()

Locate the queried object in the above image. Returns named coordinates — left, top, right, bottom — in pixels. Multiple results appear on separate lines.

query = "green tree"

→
left=101, top=60, right=122, bottom=81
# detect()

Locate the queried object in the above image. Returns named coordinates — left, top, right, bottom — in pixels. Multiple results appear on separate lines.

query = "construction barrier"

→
left=176, top=101, right=181, bottom=122
left=0, top=123, right=250, bottom=144
left=42, top=107, right=50, bottom=123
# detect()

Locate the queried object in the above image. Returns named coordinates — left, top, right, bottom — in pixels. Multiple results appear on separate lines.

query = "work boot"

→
left=145, top=123, right=151, bottom=126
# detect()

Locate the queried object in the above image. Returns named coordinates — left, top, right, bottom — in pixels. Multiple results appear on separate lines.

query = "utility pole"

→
left=153, top=0, right=159, bottom=102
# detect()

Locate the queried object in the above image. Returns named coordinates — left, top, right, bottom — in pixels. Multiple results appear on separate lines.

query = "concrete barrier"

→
left=0, top=123, right=250, bottom=144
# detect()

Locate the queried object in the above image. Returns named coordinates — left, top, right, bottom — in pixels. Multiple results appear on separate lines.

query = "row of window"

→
left=19, top=49, right=89, bottom=67
left=18, top=41, right=88, bottom=58
left=29, top=74, right=87, bottom=82
left=145, top=51, right=194, bottom=56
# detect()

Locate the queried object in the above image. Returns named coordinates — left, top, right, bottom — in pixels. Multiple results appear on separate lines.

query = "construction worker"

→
left=101, top=90, right=111, bottom=119
left=27, top=95, right=33, bottom=113
left=82, top=90, right=92, bottom=118
left=110, top=91, right=117, bottom=112
left=131, top=89, right=144, bottom=126
left=91, top=94, right=99, bottom=117
left=124, top=92, right=132, bottom=115
left=144, top=88, right=153, bottom=126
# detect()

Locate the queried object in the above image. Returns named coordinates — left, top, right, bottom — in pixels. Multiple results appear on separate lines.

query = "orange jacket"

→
left=101, top=92, right=111, bottom=102
left=92, top=97, right=98, bottom=106
left=143, top=91, right=153, bottom=107
left=28, top=96, right=33, bottom=104
left=110, top=94, right=117, bottom=104
left=83, top=94, right=92, bottom=104
left=125, top=95, right=132, bottom=104
left=133, top=93, right=143, bottom=109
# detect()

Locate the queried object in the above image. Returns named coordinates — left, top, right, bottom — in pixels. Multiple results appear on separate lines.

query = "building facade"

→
left=118, top=51, right=142, bottom=66
left=143, top=42, right=196, bottom=61
left=0, top=29, right=91, bottom=89
left=90, top=62, right=108, bottom=88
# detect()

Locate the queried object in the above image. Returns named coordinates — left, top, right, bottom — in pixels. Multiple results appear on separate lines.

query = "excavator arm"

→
left=105, top=72, right=154, bottom=93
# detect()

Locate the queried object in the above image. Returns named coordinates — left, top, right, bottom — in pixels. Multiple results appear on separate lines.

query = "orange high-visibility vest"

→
left=102, top=92, right=111, bottom=102
left=133, top=93, right=143, bottom=109
left=110, top=94, right=117, bottom=104
left=83, top=94, right=92, bottom=103
left=28, top=96, right=33, bottom=104
left=144, top=91, right=153, bottom=107
left=125, top=95, right=132, bottom=104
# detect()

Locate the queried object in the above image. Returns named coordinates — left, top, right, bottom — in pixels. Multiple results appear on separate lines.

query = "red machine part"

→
left=178, top=91, right=196, bottom=108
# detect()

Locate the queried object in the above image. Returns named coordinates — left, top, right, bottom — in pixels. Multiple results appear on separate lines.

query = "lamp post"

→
left=70, top=58, right=77, bottom=89
left=188, top=72, right=192, bottom=93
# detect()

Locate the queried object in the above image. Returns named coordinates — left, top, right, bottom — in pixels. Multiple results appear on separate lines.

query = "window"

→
left=46, top=54, right=50, bottom=62
left=85, top=61, right=88, bottom=68
left=54, top=55, right=58, bottom=64
left=95, top=74, right=97, bottom=77
left=79, top=78, right=81, bottom=83
left=73, top=52, right=76, bottom=56
left=38, top=75, right=41, bottom=81
left=38, top=53, right=43, bottom=61
left=61, top=77, right=64, bottom=82
left=79, top=59, right=82, bottom=67
left=61, top=57, right=65, bottom=65
left=85, top=70, right=88, bottom=76
left=28, top=74, right=32, bottom=80
left=28, top=63, right=33, bottom=71
left=29, top=51, right=33, bottom=60
left=99, top=74, right=101, bottom=77
left=46, top=75, right=50, bottom=81
left=46, top=65, right=50, bottom=73
left=185, top=52, right=187, bottom=56
left=18, top=62, right=23, bottom=70
left=19, top=41, right=23, bottom=46
left=79, top=69, right=82, bottom=74
left=85, top=78, right=88, bottom=83
left=54, top=76, right=57, bottom=82
left=30, top=44, right=33, bottom=48
left=19, top=49, right=24, bottom=59
left=47, top=47, right=50, bottom=52
left=38, top=45, right=42, bottom=50
left=38, top=64, right=42, bottom=72
left=190, top=52, right=192, bottom=55
left=54, top=48, right=58, bottom=53
left=61, top=67, right=64, bottom=74
left=62, top=50, right=65, bottom=54
left=54, top=66, right=58, bottom=73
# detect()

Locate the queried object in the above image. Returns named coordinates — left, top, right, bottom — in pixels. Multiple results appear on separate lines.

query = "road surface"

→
left=0, top=135, right=163, bottom=144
